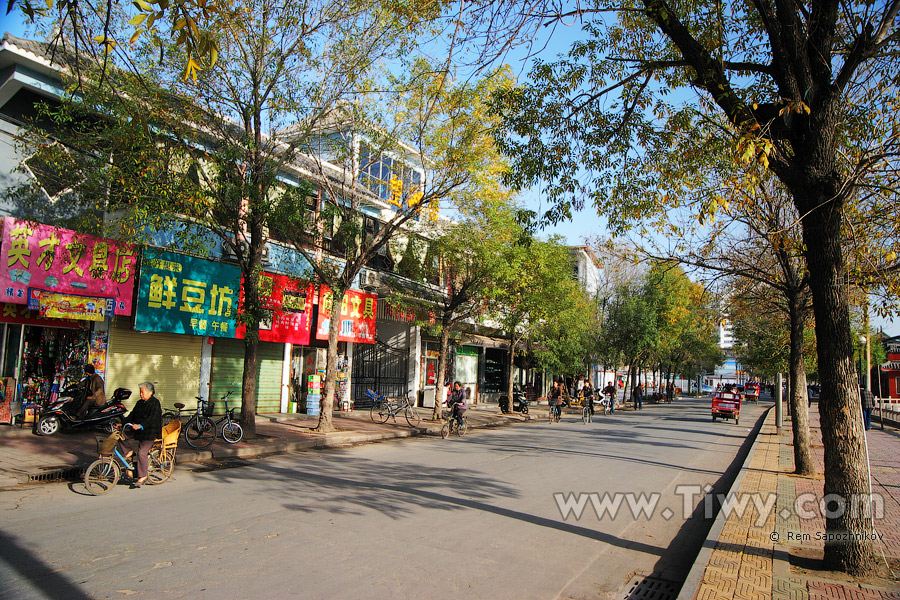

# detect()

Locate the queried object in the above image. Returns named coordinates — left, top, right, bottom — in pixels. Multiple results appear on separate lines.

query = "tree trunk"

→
left=432, top=319, right=453, bottom=421
left=787, top=292, right=815, bottom=476
left=800, top=189, right=875, bottom=575
left=505, top=332, right=517, bottom=411
left=240, top=337, right=260, bottom=438
left=315, top=287, right=345, bottom=433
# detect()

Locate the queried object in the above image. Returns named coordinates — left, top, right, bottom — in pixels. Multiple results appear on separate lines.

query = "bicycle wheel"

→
left=404, top=405, right=420, bottom=428
left=161, top=411, right=177, bottom=426
left=184, top=415, right=216, bottom=449
left=582, top=406, right=589, bottom=423
left=146, top=448, right=171, bottom=485
left=85, top=458, right=120, bottom=495
left=221, top=420, right=244, bottom=444
left=456, top=416, right=468, bottom=436
left=370, top=403, right=390, bottom=424
left=441, top=422, right=451, bottom=439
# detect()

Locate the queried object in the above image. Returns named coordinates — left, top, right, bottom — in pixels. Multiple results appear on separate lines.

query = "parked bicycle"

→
left=367, top=389, right=420, bottom=428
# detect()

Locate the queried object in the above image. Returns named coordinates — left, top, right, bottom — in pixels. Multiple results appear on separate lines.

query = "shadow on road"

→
left=0, top=530, right=95, bottom=599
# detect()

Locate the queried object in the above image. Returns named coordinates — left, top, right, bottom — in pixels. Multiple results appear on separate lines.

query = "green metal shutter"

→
left=211, top=338, right=284, bottom=414
left=106, top=317, right=203, bottom=412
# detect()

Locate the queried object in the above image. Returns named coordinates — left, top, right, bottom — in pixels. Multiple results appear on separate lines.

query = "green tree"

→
left=491, top=2, right=900, bottom=573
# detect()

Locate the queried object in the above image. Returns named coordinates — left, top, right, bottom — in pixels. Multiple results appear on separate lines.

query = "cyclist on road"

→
left=117, top=382, right=161, bottom=488
left=448, top=381, right=467, bottom=425
left=583, top=379, right=595, bottom=417
left=602, top=381, right=616, bottom=413
left=548, top=380, right=563, bottom=420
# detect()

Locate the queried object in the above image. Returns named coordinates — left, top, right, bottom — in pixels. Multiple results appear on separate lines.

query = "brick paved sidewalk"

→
left=0, top=405, right=530, bottom=487
left=683, top=405, right=900, bottom=600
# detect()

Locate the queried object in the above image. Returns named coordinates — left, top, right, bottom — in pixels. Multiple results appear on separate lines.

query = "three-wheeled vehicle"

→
left=711, top=391, right=742, bottom=424
left=744, top=382, right=760, bottom=403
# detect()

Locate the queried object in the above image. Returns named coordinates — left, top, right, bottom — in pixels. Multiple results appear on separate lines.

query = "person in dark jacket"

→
left=117, top=381, right=162, bottom=488
left=448, top=381, right=467, bottom=424
left=860, top=386, right=875, bottom=430
left=75, top=363, right=107, bottom=420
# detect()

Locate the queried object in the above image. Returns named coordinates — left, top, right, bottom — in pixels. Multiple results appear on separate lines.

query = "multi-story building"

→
left=0, top=33, right=523, bottom=424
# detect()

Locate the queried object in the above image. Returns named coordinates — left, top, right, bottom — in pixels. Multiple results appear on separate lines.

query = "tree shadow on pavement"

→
left=0, top=529, right=94, bottom=599
left=197, top=451, right=670, bottom=558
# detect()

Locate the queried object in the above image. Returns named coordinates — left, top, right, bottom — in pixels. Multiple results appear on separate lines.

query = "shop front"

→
left=0, top=218, right=137, bottom=418
left=234, top=271, right=316, bottom=413
left=123, top=249, right=241, bottom=412
left=313, top=285, right=375, bottom=413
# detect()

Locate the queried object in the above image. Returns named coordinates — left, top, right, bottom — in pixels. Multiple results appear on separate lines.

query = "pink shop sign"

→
left=0, top=217, right=137, bottom=315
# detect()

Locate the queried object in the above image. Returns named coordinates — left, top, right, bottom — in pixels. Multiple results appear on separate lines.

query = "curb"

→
left=676, top=406, right=772, bottom=600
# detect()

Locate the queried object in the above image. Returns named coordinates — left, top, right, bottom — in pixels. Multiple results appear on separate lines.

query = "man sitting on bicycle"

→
left=548, top=380, right=563, bottom=419
left=448, top=381, right=466, bottom=424
left=602, top=381, right=616, bottom=413
left=583, top=379, right=595, bottom=416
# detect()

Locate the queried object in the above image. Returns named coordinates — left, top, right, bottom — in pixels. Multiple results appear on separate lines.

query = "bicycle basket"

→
left=98, top=430, right=124, bottom=454
left=200, top=400, right=215, bottom=416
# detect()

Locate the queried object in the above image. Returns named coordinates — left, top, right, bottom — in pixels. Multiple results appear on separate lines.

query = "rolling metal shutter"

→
left=211, top=338, right=284, bottom=414
left=106, top=317, right=204, bottom=412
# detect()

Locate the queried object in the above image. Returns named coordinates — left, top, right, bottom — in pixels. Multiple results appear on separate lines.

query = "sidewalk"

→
left=0, top=404, right=531, bottom=487
left=681, top=405, right=900, bottom=600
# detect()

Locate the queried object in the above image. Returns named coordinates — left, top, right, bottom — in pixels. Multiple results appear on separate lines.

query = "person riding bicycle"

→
left=548, top=380, right=563, bottom=419
left=602, top=381, right=616, bottom=413
left=448, top=381, right=467, bottom=425
left=583, top=379, right=595, bottom=416
left=116, top=382, right=162, bottom=488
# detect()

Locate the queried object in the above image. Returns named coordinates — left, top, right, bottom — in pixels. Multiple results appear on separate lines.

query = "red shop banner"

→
left=236, top=273, right=314, bottom=345
left=0, top=302, right=86, bottom=328
left=315, top=286, right=377, bottom=344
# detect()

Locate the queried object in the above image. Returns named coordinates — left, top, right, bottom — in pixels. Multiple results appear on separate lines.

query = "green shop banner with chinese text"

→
left=135, top=250, right=241, bottom=337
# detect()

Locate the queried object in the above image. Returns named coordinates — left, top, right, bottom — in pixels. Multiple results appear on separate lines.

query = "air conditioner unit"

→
left=360, top=269, right=380, bottom=289
left=260, top=243, right=271, bottom=265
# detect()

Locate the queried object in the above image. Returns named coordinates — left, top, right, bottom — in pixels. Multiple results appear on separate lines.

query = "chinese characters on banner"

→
left=0, top=302, right=84, bottom=328
left=134, top=250, right=241, bottom=337
left=0, top=217, right=137, bottom=315
left=235, top=272, right=314, bottom=345
left=315, top=286, right=377, bottom=343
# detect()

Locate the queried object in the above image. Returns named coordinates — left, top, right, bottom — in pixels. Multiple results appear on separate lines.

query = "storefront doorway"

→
left=1, top=323, right=90, bottom=405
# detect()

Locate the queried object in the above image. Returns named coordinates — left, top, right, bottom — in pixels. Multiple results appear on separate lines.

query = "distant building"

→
left=569, top=246, right=600, bottom=297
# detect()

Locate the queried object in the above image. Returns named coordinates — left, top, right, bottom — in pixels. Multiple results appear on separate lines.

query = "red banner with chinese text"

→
left=315, top=286, right=377, bottom=343
left=236, top=273, right=314, bottom=345
left=0, top=302, right=86, bottom=328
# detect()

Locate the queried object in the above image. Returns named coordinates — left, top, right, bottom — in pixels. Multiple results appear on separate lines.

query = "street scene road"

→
left=1, top=397, right=768, bottom=600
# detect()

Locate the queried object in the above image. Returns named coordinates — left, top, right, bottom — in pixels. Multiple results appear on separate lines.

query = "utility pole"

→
left=775, top=372, right=783, bottom=429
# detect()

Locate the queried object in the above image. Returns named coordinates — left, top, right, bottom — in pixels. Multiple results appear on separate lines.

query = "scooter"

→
left=498, top=386, right=529, bottom=414
left=35, top=386, right=131, bottom=436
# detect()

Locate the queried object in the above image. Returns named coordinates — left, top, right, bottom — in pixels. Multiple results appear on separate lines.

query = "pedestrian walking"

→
left=860, top=386, right=875, bottom=430
left=633, top=383, right=643, bottom=410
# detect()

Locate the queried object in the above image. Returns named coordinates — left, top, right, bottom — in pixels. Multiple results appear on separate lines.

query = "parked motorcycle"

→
left=498, top=386, right=529, bottom=414
left=36, top=386, right=131, bottom=436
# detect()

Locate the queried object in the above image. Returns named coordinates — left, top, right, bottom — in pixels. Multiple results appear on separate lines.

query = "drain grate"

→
left=623, top=575, right=680, bottom=600
left=28, top=466, right=85, bottom=483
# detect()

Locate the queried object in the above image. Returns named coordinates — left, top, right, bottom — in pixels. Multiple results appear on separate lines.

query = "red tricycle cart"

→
left=744, top=382, right=760, bottom=404
left=711, top=391, right=742, bottom=424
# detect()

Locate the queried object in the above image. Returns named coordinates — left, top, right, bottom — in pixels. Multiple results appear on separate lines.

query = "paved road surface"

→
left=0, top=397, right=768, bottom=599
